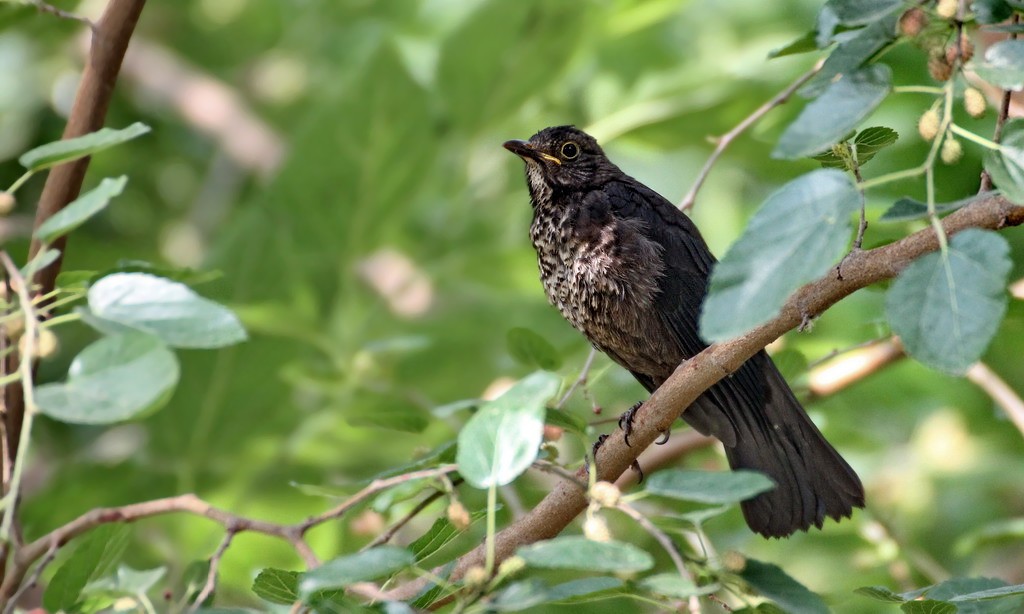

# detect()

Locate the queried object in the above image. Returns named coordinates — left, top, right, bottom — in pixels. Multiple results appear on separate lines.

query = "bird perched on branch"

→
left=504, top=126, right=864, bottom=538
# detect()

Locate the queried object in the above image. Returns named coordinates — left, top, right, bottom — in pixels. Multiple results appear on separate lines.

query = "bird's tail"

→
left=723, top=357, right=863, bottom=538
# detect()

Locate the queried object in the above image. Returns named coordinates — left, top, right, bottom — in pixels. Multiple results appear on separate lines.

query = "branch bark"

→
left=388, top=192, right=1024, bottom=602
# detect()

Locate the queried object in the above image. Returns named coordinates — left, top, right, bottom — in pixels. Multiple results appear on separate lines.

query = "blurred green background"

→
left=3, top=0, right=1024, bottom=611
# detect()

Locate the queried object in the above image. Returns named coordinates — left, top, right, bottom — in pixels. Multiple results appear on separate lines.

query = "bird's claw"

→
left=656, top=430, right=671, bottom=445
left=618, top=401, right=644, bottom=447
left=631, top=459, right=644, bottom=483
left=590, top=433, right=609, bottom=465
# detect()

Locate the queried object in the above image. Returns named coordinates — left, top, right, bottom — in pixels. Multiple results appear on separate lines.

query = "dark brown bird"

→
left=504, top=126, right=864, bottom=538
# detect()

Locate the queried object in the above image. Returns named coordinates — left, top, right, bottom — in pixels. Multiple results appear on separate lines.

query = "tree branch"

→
left=388, top=192, right=1024, bottom=602
left=0, top=464, right=459, bottom=605
left=678, top=60, right=823, bottom=211
left=4, top=0, right=146, bottom=516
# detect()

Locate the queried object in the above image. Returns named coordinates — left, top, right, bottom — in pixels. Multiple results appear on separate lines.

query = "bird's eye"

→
left=561, top=142, right=579, bottom=159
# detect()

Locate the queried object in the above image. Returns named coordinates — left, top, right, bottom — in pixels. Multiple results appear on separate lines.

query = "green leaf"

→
left=973, top=40, right=1024, bottom=91
left=19, top=123, right=151, bottom=171
left=886, top=229, right=1011, bottom=374
left=768, top=30, right=819, bottom=59
left=645, top=469, right=776, bottom=504
left=409, top=508, right=488, bottom=562
left=741, top=559, right=830, bottom=614
left=984, top=120, right=1024, bottom=204
left=544, top=407, right=588, bottom=435
left=954, top=583, right=1024, bottom=601
left=252, top=568, right=299, bottom=605
left=824, top=0, right=902, bottom=25
left=855, top=586, right=905, bottom=603
left=346, top=404, right=431, bottom=433
left=900, top=601, right=957, bottom=614
left=44, top=525, right=131, bottom=612
left=546, top=577, right=625, bottom=602
left=774, top=65, right=892, bottom=159
left=456, top=371, right=560, bottom=488
left=955, top=518, right=1024, bottom=555
left=506, top=327, right=562, bottom=370
left=517, top=536, right=654, bottom=573
left=86, top=565, right=167, bottom=596
left=905, top=578, right=1024, bottom=614
left=490, top=580, right=550, bottom=611
left=178, top=560, right=211, bottom=606
left=854, top=126, right=898, bottom=165
left=771, top=348, right=809, bottom=382
left=85, top=272, right=247, bottom=349
left=35, top=331, right=180, bottom=424
left=700, top=169, right=861, bottom=341
left=640, top=573, right=718, bottom=598
left=879, top=193, right=984, bottom=222
left=298, top=547, right=414, bottom=598
left=21, top=248, right=61, bottom=280
left=35, top=177, right=127, bottom=244
left=802, top=12, right=899, bottom=97
left=975, top=0, right=1015, bottom=24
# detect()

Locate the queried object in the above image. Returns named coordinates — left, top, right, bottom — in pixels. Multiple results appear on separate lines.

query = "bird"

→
left=503, top=125, right=864, bottom=538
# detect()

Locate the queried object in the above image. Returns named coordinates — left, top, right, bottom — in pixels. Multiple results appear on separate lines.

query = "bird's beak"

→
left=503, top=140, right=561, bottom=165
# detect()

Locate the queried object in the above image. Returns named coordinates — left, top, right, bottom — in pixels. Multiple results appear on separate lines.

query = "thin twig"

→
left=0, top=253, right=40, bottom=547
left=189, top=529, right=236, bottom=612
left=678, top=59, right=824, bottom=211
left=616, top=502, right=700, bottom=614
left=0, top=466, right=455, bottom=603
left=30, top=0, right=94, bottom=27
left=966, top=362, right=1024, bottom=440
left=365, top=489, right=447, bottom=550
left=555, top=348, right=597, bottom=409
left=299, top=465, right=458, bottom=532
left=980, top=13, right=1019, bottom=193
left=2, top=538, right=57, bottom=614
left=531, top=460, right=588, bottom=491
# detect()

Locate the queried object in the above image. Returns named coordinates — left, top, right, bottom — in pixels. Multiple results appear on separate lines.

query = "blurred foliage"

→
left=3, top=0, right=1024, bottom=612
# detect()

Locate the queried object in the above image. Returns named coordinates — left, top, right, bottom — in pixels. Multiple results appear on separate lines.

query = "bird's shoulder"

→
left=591, top=177, right=716, bottom=274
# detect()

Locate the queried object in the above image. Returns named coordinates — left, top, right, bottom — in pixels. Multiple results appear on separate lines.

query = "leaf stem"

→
left=949, top=124, right=1003, bottom=151
left=485, top=483, right=497, bottom=574
left=0, top=253, right=40, bottom=544
left=892, top=86, right=945, bottom=95
left=6, top=171, right=34, bottom=195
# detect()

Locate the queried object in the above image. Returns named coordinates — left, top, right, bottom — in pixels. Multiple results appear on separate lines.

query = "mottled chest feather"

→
left=528, top=189, right=664, bottom=340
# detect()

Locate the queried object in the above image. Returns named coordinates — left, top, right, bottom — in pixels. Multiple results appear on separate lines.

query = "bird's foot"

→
left=589, top=433, right=644, bottom=482
left=618, top=401, right=644, bottom=447
left=590, top=434, right=609, bottom=465
left=656, top=430, right=671, bottom=445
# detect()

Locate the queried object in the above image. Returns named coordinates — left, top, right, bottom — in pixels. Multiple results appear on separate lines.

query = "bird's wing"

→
left=603, top=178, right=773, bottom=445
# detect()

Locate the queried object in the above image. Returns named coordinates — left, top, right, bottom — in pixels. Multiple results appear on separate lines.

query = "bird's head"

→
left=503, top=126, right=618, bottom=193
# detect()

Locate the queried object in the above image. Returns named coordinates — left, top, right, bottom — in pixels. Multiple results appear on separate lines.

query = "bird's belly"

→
left=540, top=254, right=676, bottom=378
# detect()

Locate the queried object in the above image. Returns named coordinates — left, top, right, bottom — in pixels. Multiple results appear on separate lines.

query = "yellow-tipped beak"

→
left=503, top=140, right=561, bottom=165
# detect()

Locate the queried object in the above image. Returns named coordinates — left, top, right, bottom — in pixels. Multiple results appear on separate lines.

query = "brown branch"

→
left=189, top=529, right=235, bottom=612
left=678, top=60, right=823, bottom=211
left=2, top=538, right=56, bottom=614
left=806, top=338, right=906, bottom=399
left=966, top=362, right=1024, bottom=439
left=298, top=465, right=458, bottom=533
left=386, top=192, right=1024, bottom=602
left=0, top=494, right=315, bottom=602
left=29, top=0, right=94, bottom=27
left=4, top=0, right=146, bottom=524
